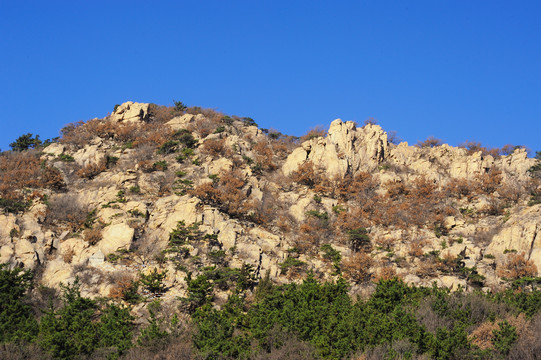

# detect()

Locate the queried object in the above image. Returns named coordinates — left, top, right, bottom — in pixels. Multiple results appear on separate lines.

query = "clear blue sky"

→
left=1, top=1, right=540, bottom=153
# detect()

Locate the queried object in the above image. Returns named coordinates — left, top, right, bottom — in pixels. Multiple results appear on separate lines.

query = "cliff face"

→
left=1, top=101, right=540, bottom=302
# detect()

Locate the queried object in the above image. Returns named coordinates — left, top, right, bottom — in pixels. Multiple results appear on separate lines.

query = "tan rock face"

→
left=283, top=120, right=388, bottom=177
left=110, top=101, right=150, bottom=123
left=73, top=144, right=106, bottom=167
left=487, top=205, right=541, bottom=274
left=0, top=214, right=18, bottom=241
left=99, top=223, right=134, bottom=256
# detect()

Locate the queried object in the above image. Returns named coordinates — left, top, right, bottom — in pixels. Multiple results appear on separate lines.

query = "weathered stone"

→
left=282, top=120, right=388, bottom=178
left=88, top=250, right=105, bottom=266
left=44, top=143, right=65, bottom=156
left=99, top=224, right=134, bottom=256
left=110, top=101, right=150, bottom=123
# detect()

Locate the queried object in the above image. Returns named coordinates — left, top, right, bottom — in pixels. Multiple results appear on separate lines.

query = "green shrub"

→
left=58, top=153, right=75, bottom=162
left=279, top=257, right=306, bottom=273
left=0, top=263, right=38, bottom=343
left=10, top=133, right=42, bottom=151
left=0, top=198, right=32, bottom=213
left=139, top=268, right=168, bottom=295
left=348, top=228, right=370, bottom=252
left=153, top=160, right=168, bottom=171
left=158, top=140, right=179, bottom=154
left=492, top=321, right=517, bottom=355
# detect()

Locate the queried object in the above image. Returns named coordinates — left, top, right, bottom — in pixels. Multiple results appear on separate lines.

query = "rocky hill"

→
left=1, top=101, right=540, bottom=301
left=2, top=101, right=541, bottom=359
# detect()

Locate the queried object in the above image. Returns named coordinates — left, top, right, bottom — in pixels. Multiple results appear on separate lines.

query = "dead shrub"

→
left=60, top=120, right=94, bottom=147
left=444, top=178, right=475, bottom=200
left=459, top=140, right=502, bottom=157
left=416, top=258, right=441, bottom=278
left=84, top=227, right=102, bottom=245
left=63, top=246, right=75, bottom=264
left=109, top=273, right=138, bottom=300
left=0, top=151, right=65, bottom=201
left=76, top=160, right=107, bottom=179
left=299, top=125, right=326, bottom=142
left=133, top=123, right=173, bottom=148
left=201, top=137, right=229, bottom=158
left=290, top=161, right=322, bottom=188
left=417, top=136, right=443, bottom=148
left=497, top=252, right=538, bottom=280
left=294, top=215, right=332, bottom=254
left=507, top=312, right=541, bottom=360
left=375, top=265, right=399, bottom=282
left=475, top=168, right=502, bottom=195
left=252, top=140, right=277, bottom=171
left=44, top=194, right=89, bottom=231
left=375, top=237, right=394, bottom=251
left=191, top=169, right=252, bottom=220
left=472, top=226, right=500, bottom=247
left=253, top=326, right=318, bottom=360
left=343, top=252, right=374, bottom=284
left=408, top=241, right=424, bottom=258
left=0, top=342, right=53, bottom=360
left=331, top=172, right=377, bottom=201
left=148, top=103, right=175, bottom=124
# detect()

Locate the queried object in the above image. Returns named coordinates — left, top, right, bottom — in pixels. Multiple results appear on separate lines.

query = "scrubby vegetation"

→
left=3, top=264, right=541, bottom=359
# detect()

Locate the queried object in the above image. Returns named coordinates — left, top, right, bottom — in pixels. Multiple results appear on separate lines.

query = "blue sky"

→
left=1, top=1, right=539, bottom=153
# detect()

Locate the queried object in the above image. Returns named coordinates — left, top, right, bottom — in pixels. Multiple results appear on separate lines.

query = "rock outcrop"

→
left=110, top=101, right=150, bottom=123
left=283, top=120, right=388, bottom=177
left=1, top=100, right=539, bottom=303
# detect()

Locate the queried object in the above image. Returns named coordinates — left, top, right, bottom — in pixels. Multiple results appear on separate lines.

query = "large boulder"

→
left=98, top=223, right=134, bottom=256
left=110, top=101, right=150, bottom=123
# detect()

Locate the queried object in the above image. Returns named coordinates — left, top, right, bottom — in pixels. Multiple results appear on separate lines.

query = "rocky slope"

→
left=1, top=101, right=540, bottom=308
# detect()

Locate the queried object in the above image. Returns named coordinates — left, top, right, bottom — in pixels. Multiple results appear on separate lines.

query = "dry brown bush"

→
left=294, top=215, right=332, bottom=254
left=375, top=237, right=394, bottom=251
left=191, top=169, right=254, bottom=220
left=252, top=140, right=277, bottom=171
left=497, top=252, right=538, bottom=280
left=200, top=137, right=228, bottom=158
left=253, top=326, right=318, bottom=360
left=416, top=258, right=441, bottom=278
left=331, top=172, right=377, bottom=201
left=77, top=160, right=107, bottom=179
left=0, top=151, right=65, bottom=201
left=133, top=123, right=172, bottom=148
left=384, top=180, right=409, bottom=200
left=472, top=226, right=500, bottom=247
left=63, top=246, right=75, bottom=264
left=109, top=273, right=137, bottom=300
left=408, top=241, right=424, bottom=257
left=0, top=342, right=53, bottom=360
left=84, top=227, right=102, bottom=245
left=299, top=125, right=326, bottom=142
left=459, top=140, right=508, bottom=158
left=375, top=265, right=399, bottom=281
left=290, top=161, right=322, bottom=188
left=44, top=194, right=89, bottom=231
left=343, top=252, right=374, bottom=284
left=508, top=312, right=541, bottom=360
left=475, top=168, right=502, bottom=195
left=443, top=178, right=475, bottom=200
left=417, top=136, right=443, bottom=148
left=148, top=103, right=175, bottom=124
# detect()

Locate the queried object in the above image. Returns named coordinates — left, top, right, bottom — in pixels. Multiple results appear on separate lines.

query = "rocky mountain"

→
left=1, top=100, right=540, bottom=304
